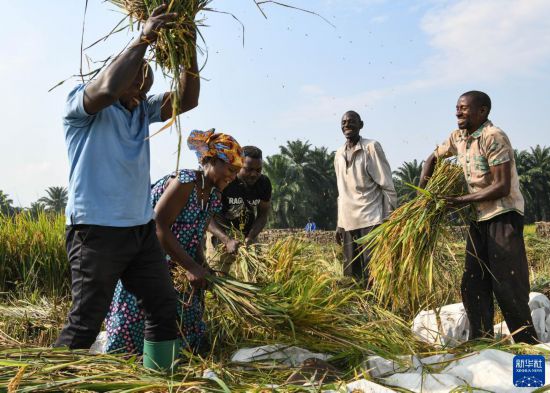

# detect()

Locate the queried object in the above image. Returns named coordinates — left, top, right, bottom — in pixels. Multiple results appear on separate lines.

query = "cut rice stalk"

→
left=357, top=160, right=468, bottom=313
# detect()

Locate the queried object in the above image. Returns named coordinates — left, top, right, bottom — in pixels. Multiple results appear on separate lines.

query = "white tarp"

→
left=412, top=292, right=550, bottom=346
left=412, top=302, right=469, bottom=346
left=380, top=349, right=550, bottom=392
left=344, top=379, right=397, bottom=392
left=89, top=330, right=107, bottom=354
left=364, top=355, right=416, bottom=378
left=230, top=344, right=329, bottom=367
left=384, top=373, right=465, bottom=393
left=323, top=380, right=397, bottom=393
left=530, top=292, right=550, bottom=313
left=364, top=354, right=456, bottom=378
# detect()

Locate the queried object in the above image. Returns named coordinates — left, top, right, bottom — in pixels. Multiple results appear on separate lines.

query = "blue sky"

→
left=2, top=0, right=549, bottom=207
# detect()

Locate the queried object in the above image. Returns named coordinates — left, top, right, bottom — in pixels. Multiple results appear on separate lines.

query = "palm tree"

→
left=393, top=159, right=423, bottom=203
left=279, top=140, right=310, bottom=225
left=280, top=140, right=312, bottom=166
left=39, top=186, right=68, bottom=214
left=27, top=201, right=46, bottom=219
left=516, top=145, right=550, bottom=222
left=268, top=141, right=339, bottom=229
left=0, top=190, right=14, bottom=215
left=263, top=154, right=302, bottom=228
left=302, top=147, right=338, bottom=229
left=515, top=149, right=535, bottom=222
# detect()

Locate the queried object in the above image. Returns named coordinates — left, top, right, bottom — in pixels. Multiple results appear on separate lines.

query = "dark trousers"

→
left=461, top=211, right=538, bottom=344
left=342, top=225, right=377, bottom=283
left=55, top=221, right=178, bottom=349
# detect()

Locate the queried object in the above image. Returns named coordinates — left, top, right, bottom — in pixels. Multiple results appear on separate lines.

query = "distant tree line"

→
left=1, top=145, right=548, bottom=226
left=263, top=142, right=550, bottom=228
left=0, top=186, right=68, bottom=217
left=263, top=140, right=338, bottom=230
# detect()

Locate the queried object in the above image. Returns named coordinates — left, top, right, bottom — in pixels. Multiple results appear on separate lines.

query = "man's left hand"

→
left=141, top=4, right=178, bottom=43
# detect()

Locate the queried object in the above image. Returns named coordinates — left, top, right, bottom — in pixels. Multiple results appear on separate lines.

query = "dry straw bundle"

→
left=108, top=0, right=210, bottom=72
left=358, top=160, right=467, bottom=313
left=186, top=238, right=423, bottom=360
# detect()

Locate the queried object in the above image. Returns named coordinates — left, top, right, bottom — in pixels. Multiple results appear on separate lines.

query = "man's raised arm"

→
left=84, top=4, right=177, bottom=114
left=160, top=43, right=200, bottom=121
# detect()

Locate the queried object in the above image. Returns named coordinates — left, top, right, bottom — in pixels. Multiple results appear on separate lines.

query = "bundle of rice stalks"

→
left=212, top=235, right=335, bottom=284
left=207, top=274, right=290, bottom=330
left=199, top=238, right=427, bottom=361
left=357, top=160, right=468, bottom=313
left=172, top=266, right=291, bottom=346
left=232, top=244, right=266, bottom=283
left=266, top=274, right=419, bottom=358
left=0, top=347, right=223, bottom=392
left=108, top=0, right=209, bottom=73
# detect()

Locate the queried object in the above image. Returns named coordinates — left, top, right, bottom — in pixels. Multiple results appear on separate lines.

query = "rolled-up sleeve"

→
left=434, top=132, right=458, bottom=159
left=366, top=142, right=397, bottom=214
left=63, top=85, right=94, bottom=128
left=485, top=131, right=511, bottom=166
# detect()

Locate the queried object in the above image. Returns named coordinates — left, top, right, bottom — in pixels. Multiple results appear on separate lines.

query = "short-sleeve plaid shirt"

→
left=435, top=120, right=524, bottom=222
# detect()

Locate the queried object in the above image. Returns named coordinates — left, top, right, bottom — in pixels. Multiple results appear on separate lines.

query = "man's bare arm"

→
left=84, top=5, right=177, bottom=115
left=418, top=153, right=437, bottom=189
left=246, top=200, right=270, bottom=243
left=160, top=47, right=200, bottom=121
left=208, top=218, right=240, bottom=254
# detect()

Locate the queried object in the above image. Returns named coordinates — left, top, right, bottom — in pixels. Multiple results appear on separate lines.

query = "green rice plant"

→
left=3, top=234, right=548, bottom=390
left=0, top=212, right=67, bottom=297
left=200, top=238, right=427, bottom=363
left=357, top=160, right=468, bottom=314
left=525, top=234, right=550, bottom=270
left=524, top=224, right=536, bottom=236
left=213, top=226, right=268, bottom=283
left=527, top=235, right=550, bottom=298
left=228, top=236, right=342, bottom=284
left=429, top=240, right=464, bottom=306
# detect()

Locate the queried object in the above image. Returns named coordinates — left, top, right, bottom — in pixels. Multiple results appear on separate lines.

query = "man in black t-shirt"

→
left=207, top=146, right=272, bottom=272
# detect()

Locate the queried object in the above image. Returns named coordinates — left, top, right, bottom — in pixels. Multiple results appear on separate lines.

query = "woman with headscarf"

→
left=104, top=129, right=243, bottom=361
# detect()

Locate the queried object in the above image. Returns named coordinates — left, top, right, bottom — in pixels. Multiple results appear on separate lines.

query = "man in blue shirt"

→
left=305, top=217, right=317, bottom=232
left=55, top=5, right=200, bottom=370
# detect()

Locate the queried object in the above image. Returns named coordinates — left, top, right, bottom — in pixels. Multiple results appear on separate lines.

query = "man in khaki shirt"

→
left=335, top=110, right=397, bottom=283
left=419, top=91, right=537, bottom=344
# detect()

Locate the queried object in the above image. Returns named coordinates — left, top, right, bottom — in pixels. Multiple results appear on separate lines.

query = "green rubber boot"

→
left=143, top=339, right=180, bottom=372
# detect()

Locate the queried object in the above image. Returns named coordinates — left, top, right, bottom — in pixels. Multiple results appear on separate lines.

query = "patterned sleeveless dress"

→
left=105, top=169, right=221, bottom=354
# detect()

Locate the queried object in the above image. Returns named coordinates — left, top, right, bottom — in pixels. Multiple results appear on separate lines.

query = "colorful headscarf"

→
left=187, top=129, right=243, bottom=167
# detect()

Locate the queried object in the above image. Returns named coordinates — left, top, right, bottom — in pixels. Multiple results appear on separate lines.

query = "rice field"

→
left=0, top=211, right=549, bottom=391
left=0, top=212, right=67, bottom=298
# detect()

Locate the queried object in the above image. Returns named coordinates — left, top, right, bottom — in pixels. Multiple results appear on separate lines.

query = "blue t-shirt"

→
left=63, top=84, right=165, bottom=226
left=305, top=222, right=317, bottom=232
